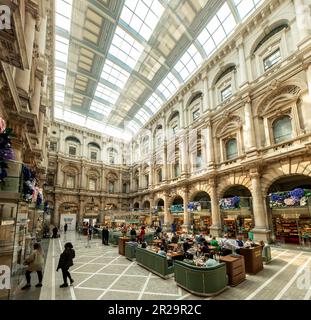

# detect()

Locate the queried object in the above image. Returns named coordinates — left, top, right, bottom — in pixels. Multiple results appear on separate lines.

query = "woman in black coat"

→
left=102, top=226, right=109, bottom=245
left=57, top=242, right=75, bottom=288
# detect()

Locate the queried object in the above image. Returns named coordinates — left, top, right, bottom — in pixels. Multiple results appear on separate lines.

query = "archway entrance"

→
left=133, top=202, right=140, bottom=211
left=190, top=191, right=211, bottom=234
left=152, top=199, right=164, bottom=227
left=59, top=203, right=78, bottom=232
left=220, top=185, right=253, bottom=239
left=170, top=196, right=184, bottom=232
left=267, top=175, right=311, bottom=246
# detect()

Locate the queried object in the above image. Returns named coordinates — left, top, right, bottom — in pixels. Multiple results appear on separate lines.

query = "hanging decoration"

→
left=22, top=164, right=36, bottom=202
left=269, top=188, right=311, bottom=208
left=0, top=117, right=15, bottom=183
left=188, top=202, right=202, bottom=211
left=219, top=196, right=240, bottom=210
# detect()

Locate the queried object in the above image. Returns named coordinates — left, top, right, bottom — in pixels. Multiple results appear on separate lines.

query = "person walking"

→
left=21, top=243, right=44, bottom=289
left=102, top=226, right=109, bottom=245
left=64, top=223, right=68, bottom=233
left=56, top=242, right=75, bottom=288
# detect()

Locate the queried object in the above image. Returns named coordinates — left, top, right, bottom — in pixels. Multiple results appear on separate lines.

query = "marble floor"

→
left=15, top=232, right=311, bottom=300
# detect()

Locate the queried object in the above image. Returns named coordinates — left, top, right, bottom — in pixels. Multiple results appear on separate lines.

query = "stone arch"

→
left=189, top=182, right=212, bottom=200
left=167, top=192, right=184, bottom=207
left=65, top=136, right=81, bottom=144
left=217, top=174, right=252, bottom=199
left=186, top=91, right=203, bottom=108
left=261, top=158, right=311, bottom=196
left=212, top=64, right=236, bottom=87
left=250, top=20, right=289, bottom=55
left=143, top=200, right=150, bottom=209
left=215, top=115, right=242, bottom=138
left=255, top=81, right=306, bottom=117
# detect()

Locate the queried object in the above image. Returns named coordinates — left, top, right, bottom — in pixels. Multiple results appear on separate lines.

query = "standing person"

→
left=130, top=226, right=137, bottom=241
left=138, top=225, right=145, bottom=244
left=56, top=242, right=75, bottom=288
left=64, top=223, right=68, bottom=233
left=102, top=226, right=109, bottom=245
left=21, top=243, right=44, bottom=289
left=52, top=226, right=58, bottom=238
left=88, top=225, right=93, bottom=240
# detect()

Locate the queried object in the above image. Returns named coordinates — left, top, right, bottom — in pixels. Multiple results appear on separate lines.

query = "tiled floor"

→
left=17, top=232, right=311, bottom=300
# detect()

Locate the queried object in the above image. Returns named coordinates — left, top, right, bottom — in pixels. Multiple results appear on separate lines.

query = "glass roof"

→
left=53, top=0, right=267, bottom=139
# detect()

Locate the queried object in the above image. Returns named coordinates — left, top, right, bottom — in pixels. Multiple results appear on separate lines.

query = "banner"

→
left=60, top=214, right=76, bottom=231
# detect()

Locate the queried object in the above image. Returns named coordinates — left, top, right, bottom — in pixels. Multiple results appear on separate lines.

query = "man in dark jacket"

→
left=57, top=242, right=75, bottom=288
left=102, top=226, right=109, bottom=245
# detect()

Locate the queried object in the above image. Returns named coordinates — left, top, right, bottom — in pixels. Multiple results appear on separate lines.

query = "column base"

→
left=209, top=225, right=223, bottom=237
left=251, top=228, right=271, bottom=243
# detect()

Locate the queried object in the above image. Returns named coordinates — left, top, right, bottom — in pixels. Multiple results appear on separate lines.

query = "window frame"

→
left=263, top=48, right=281, bottom=71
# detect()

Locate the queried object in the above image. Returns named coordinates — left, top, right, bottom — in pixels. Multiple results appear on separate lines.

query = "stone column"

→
left=202, top=71, right=209, bottom=112
left=209, top=178, right=222, bottom=237
left=294, top=0, right=311, bottom=42
left=78, top=197, right=84, bottom=226
left=149, top=164, right=153, bottom=188
left=15, top=5, right=37, bottom=93
left=306, top=64, right=311, bottom=98
left=80, top=162, right=86, bottom=189
left=59, top=129, right=65, bottom=153
left=205, top=119, right=215, bottom=168
left=101, top=166, right=106, bottom=192
left=82, top=135, right=87, bottom=158
left=244, top=97, right=256, bottom=152
left=56, top=159, right=62, bottom=186
left=180, top=130, right=188, bottom=176
left=237, top=38, right=248, bottom=87
left=38, top=106, right=45, bottom=148
left=250, top=169, right=271, bottom=242
left=182, top=188, right=190, bottom=232
left=53, top=195, right=61, bottom=227
left=163, top=192, right=171, bottom=231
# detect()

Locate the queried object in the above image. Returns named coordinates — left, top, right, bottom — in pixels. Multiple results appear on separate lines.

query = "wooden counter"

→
left=118, top=237, right=130, bottom=256
left=219, top=254, right=246, bottom=286
left=239, top=246, right=263, bottom=274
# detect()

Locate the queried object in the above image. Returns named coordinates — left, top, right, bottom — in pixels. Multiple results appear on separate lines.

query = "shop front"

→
left=220, top=186, right=253, bottom=239
left=267, top=175, right=311, bottom=247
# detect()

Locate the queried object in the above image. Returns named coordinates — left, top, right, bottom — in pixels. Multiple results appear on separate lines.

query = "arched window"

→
left=226, top=138, right=238, bottom=160
left=273, top=116, right=292, bottom=144
left=108, top=181, right=114, bottom=193
left=107, top=148, right=117, bottom=164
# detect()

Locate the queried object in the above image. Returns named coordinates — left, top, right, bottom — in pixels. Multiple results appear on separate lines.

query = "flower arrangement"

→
left=22, top=164, right=36, bottom=202
left=0, top=118, right=15, bottom=183
left=269, top=188, right=311, bottom=208
left=219, top=196, right=240, bottom=210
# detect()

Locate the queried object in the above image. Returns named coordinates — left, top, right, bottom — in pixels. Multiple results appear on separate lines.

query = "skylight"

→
left=55, top=0, right=72, bottom=32
left=144, top=93, right=164, bottom=114
left=127, top=120, right=141, bottom=134
left=197, top=2, right=236, bottom=57
left=90, top=100, right=112, bottom=117
left=55, top=67, right=67, bottom=86
left=233, top=0, right=264, bottom=21
left=94, top=83, right=120, bottom=105
left=135, top=108, right=150, bottom=124
left=120, top=0, right=165, bottom=41
left=174, top=44, right=203, bottom=81
left=55, top=35, right=69, bottom=64
left=157, top=72, right=181, bottom=100
left=108, top=26, right=145, bottom=69
left=101, top=59, right=131, bottom=89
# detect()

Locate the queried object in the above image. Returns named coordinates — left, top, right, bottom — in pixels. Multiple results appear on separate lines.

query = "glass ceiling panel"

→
left=233, top=0, right=264, bottom=21
left=108, top=26, right=145, bottom=69
left=197, top=2, right=236, bottom=57
left=135, top=108, right=150, bottom=123
left=157, top=72, right=181, bottom=100
left=101, top=59, right=131, bottom=89
left=120, top=0, right=165, bottom=41
left=94, top=83, right=120, bottom=105
left=174, top=44, right=203, bottom=81
left=55, top=35, right=69, bottom=64
left=90, top=100, right=112, bottom=117
left=144, top=92, right=164, bottom=114
left=56, top=0, right=73, bottom=32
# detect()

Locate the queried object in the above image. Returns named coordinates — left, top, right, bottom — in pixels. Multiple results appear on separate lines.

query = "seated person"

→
left=244, top=238, right=255, bottom=248
left=141, top=242, right=147, bottom=249
left=210, top=236, right=220, bottom=249
left=203, top=253, right=219, bottom=267
left=157, top=246, right=167, bottom=256
left=235, top=236, right=244, bottom=253
left=183, top=239, right=191, bottom=253
left=161, top=239, right=168, bottom=252
left=206, top=234, right=213, bottom=244
left=196, top=234, right=205, bottom=244
left=201, top=241, right=210, bottom=254
left=171, top=233, right=179, bottom=244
